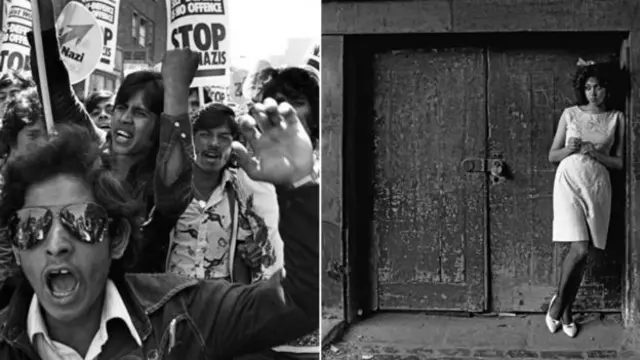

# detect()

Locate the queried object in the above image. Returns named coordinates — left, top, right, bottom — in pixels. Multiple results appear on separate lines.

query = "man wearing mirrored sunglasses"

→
left=0, top=94, right=318, bottom=359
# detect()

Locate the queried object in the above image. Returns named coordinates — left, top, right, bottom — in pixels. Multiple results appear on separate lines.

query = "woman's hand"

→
left=567, top=137, right=582, bottom=152
left=580, top=142, right=596, bottom=156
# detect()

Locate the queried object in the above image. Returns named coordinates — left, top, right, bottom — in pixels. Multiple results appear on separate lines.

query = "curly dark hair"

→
left=261, top=66, right=319, bottom=146
left=0, top=123, right=145, bottom=279
left=0, top=86, right=43, bottom=148
left=85, top=89, right=114, bottom=114
left=192, top=102, right=238, bottom=137
left=0, top=70, right=34, bottom=91
left=572, top=62, right=627, bottom=111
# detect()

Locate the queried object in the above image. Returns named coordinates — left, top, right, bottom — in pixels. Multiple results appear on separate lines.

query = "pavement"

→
left=322, top=312, right=637, bottom=360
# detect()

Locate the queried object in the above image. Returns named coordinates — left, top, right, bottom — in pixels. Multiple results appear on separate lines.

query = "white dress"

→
left=552, top=106, right=621, bottom=249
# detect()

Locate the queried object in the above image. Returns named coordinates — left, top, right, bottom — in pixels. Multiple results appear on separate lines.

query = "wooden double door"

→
left=370, top=34, right=626, bottom=313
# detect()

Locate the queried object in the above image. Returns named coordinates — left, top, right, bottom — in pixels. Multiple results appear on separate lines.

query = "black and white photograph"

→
left=321, top=1, right=640, bottom=360
left=0, top=0, right=320, bottom=359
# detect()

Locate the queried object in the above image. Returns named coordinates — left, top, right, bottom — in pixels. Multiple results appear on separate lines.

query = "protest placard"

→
left=229, top=66, right=248, bottom=114
left=1, top=0, right=11, bottom=33
left=82, top=0, right=121, bottom=74
left=230, top=67, right=248, bottom=103
left=0, top=0, right=32, bottom=73
left=55, top=1, right=104, bottom=84
left=165, top=0, right=230, bottom=99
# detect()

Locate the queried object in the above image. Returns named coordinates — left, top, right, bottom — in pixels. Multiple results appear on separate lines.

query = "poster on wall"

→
left=165, top=0, right=230, bottom=103
left=82, top=0, right=121, bottom=74
left=0, top=0, right=32, bottom=74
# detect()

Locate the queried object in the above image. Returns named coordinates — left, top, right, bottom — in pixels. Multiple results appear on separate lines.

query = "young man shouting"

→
left=0, top=95, right=318, bottom=359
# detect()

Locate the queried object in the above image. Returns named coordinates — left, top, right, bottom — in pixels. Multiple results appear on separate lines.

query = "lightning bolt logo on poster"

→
left=58, top=15, right=94, bottom=63
left=54, top=1, right=104, bottom=84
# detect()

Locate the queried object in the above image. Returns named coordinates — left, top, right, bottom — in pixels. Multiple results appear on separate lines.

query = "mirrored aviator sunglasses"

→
left=8, top=203, right=110, bottom=251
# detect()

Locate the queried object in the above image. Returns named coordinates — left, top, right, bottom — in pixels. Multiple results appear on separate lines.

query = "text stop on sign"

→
left=171, top=23, right=225, bottom=51
left=166, top=0, right=230, bottom=89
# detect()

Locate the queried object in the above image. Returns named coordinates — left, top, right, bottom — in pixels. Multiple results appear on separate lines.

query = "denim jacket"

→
left=0, top=185, right=319, bottom=360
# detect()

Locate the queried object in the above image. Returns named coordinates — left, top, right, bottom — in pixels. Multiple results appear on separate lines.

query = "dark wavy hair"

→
left=85, top=89, right=114, bottom=114
left=192, top=103, right=239, bottom=169
left=261, top=66, right=319, bottom=146
left=573, top=62, right=627, bottom=111
left=110, top=70, right=163, bottom=197
left=0, top=86, right=43, bottom=148
left=0, top=70, right=34, bottom=91
left=0, top=123, right=145, bottom=279
left=192, top=103, right=238, bottom=136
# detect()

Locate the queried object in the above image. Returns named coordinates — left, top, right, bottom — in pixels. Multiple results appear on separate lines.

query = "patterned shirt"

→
left=27, top=280, right=142, bottom=360
left=168, top=167, right=282, bottom=282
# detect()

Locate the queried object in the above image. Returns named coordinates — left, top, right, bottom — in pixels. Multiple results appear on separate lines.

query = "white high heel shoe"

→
left=545, top=295, right=561, bottom=333
left=562, top=322, right=578, bottom=338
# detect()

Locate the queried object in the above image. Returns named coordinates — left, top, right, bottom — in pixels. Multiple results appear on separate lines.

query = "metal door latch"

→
left=489, top=159, right=507, bottom=184
left=461, top=157, right=508, bottom=184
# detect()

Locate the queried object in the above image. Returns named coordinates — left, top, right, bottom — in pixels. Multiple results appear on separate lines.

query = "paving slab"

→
left=324, top=313, right=632, bottom=360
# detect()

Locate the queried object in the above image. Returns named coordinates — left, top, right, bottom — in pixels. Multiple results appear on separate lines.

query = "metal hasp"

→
left=489, top=159, right=506, bottom=184
left=461, top=157, right=507, bottom=184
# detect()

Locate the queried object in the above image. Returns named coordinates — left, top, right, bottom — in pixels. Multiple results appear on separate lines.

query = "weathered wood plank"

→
left=452, top=0, right=636, bottom=33
left=321, top=35, right=345, bottom=323
left=322, top=0, right=452, bottom=35
left=372, top=47, right=486, bottom=311
left=322, top=0, right=637, bottom=34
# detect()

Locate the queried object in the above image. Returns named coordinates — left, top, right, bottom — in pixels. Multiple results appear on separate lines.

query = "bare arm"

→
left=548, top=111, right=576, bottom=163
left=590, top=113, right=625, bottom=170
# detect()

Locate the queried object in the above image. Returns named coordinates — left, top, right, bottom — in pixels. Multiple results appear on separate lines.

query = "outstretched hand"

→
left=232, top=98, right=314, bottom=186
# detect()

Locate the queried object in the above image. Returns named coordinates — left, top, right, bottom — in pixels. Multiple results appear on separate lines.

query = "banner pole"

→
left=84, top=77, right=91, bottom=99
left=29, top=0, right=55, bottom=136
left=198, top=86, right=204, bottom=107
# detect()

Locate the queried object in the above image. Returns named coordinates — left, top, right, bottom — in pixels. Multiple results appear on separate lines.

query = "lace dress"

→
left=552, top=106, right=621, bottom=249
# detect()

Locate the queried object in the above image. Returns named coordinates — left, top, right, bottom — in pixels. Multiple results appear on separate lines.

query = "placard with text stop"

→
left=166, top=0, right=229, bottom=94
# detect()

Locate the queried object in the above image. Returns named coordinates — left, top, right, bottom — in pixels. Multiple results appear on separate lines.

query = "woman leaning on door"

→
left=546, top=59, right=625, bottom=338
left=545, top=59, right=625, bottom=337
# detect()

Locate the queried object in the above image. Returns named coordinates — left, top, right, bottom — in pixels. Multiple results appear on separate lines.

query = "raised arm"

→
left=27, top=0, right=105, bottom=145
left=188, top=98, right=319, bottom=357
left=152, top=51, right=198, bottom=219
